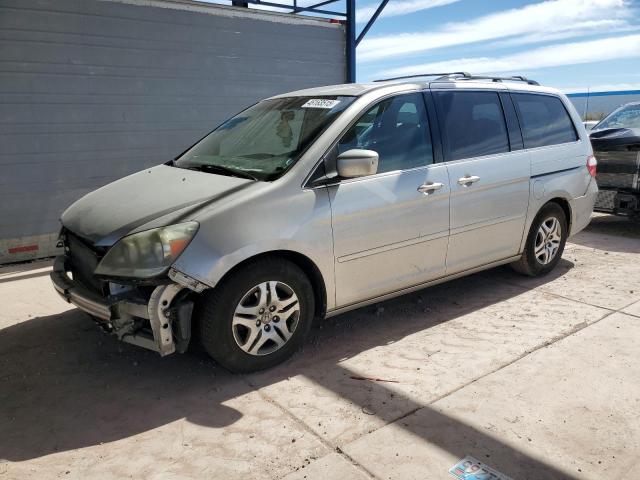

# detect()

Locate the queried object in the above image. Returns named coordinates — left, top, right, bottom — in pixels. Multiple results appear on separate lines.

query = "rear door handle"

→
left=457, top=175, right=480, bottom=186
left=417, top=182, right=444, bottom=194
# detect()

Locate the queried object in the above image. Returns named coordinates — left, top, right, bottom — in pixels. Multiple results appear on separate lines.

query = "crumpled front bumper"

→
left=50, top=255, right=147, bottom=321
left=50, top=256, right=193, bottom=356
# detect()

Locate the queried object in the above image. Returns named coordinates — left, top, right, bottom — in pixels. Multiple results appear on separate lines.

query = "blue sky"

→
left=353, top=0, right=640, bottom=91
left=203, top=0, right=640, bottom=93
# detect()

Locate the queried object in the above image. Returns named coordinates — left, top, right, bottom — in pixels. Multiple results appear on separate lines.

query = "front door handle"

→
left=457, top=175, right=480, bottom=186
left=417, top=182, right=444, bottom=194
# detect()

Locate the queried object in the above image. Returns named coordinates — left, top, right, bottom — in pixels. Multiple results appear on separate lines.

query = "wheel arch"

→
left=520, top=194, right=573, bottom=253
left=207, top=250, right=328, bottom=321
left=547, top=196, right=572, bottom=232
left=512, top=196, right=572, bottom=276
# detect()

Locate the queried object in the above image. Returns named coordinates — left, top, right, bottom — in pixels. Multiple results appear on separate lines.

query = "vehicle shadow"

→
left=0, top=259, right=54, bottom=284
left=0, top=262, right=578, bottom=479
left=0, top=270, right=54, bottom=285
left=570, top=213, right=640, bottom=254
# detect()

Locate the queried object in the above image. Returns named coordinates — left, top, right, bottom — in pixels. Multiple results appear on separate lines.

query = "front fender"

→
left=171, top=185, right=336, bottom=309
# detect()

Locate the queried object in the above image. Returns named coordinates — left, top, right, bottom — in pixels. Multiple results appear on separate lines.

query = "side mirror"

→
left=336, top=149, right=379, bottom=179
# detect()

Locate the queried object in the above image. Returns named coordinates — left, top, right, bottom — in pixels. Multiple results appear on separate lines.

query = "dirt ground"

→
left=1, top=213, right=639, bottom=480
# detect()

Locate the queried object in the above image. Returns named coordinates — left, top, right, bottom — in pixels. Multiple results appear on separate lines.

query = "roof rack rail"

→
left=373, top=72, right=540, bottom=86
left=373, top=72, right=471, bottom=82
left=458, top=75, right=540, bottom=86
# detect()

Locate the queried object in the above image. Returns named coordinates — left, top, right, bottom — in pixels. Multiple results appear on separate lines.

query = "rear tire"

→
left=197, top=258, right=314, bottom=373
left=511, top=202, right=568, bottom=277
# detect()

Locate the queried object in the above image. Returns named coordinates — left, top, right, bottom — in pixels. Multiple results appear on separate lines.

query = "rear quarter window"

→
left=512, top=93, right=578, bottom=149
left=433, top=91, right=510, bottom=161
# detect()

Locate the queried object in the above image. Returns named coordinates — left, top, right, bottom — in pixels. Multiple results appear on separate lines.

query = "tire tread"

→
left=197, top=257, right=314, bottom=373
left=511, top=202, right=568, bottom=277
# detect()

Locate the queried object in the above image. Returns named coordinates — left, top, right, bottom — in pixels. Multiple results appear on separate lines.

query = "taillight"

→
left=587, top=155, right=597, bottom=177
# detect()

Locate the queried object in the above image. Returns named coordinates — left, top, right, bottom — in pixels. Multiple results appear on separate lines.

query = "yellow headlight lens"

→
left=95, top=222, right=198, bottom=278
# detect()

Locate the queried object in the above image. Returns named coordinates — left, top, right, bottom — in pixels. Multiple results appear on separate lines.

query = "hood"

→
left=61, top=164, right=253, bottom=246
left=589, top=127, right=640, bottom=151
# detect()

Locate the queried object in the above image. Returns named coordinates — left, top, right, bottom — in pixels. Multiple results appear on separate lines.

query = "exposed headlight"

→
left=95, top=222, right=199, bottom=278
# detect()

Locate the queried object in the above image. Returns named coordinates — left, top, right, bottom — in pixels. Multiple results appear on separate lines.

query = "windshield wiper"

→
left=182, top=164, right=258, bottom=181
left=240, top=153, right=277, bottom=159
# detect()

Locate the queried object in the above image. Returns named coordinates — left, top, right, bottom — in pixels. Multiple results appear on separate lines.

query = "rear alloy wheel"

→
left=198, top=258, right=314, bottom=373
left=533, top=216, right=563, bottom=265
left=511, top=202, right=568, bottom=276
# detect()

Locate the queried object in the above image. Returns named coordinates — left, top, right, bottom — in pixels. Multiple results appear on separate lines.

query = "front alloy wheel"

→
left=232, top=281, right=300, bottom=356
left=198, top=258, right=314, bottom=373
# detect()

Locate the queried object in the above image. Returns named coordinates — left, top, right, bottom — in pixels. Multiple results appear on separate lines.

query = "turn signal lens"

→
left=587, top=155, right=597, bottom=177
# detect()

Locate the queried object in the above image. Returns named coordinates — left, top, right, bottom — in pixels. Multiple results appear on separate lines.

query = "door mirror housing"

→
left=336, top=149, right=379, bottom=178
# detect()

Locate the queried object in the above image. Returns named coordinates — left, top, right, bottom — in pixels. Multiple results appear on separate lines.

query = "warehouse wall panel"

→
left=0, top=0, right=346, bottom=262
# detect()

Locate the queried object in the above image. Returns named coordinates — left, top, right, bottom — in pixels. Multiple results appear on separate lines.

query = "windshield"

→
left=174, top=96, right=356, bottom=181
left=596, top=104, right=640, bottom=130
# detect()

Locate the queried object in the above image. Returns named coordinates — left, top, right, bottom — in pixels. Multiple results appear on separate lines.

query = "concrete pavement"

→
left=1, top=214, right=639, bottom=479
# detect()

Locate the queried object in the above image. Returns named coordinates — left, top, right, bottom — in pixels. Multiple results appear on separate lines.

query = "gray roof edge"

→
left=100, top=0, right=343, bottom=27
left=267, top=82, right=431, bottom=99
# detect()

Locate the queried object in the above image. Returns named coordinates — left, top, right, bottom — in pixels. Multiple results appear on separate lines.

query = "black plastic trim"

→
left=531, top=166, right=581, bottom=179
left=499, top=92, right=524, bottom=151
left=422, top=90, right=444, bottom=163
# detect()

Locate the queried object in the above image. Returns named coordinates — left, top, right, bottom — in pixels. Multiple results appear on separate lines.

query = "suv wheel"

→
left=511, top=202, right=568, bottom=276
left=197, top=258, right=314, bottom=373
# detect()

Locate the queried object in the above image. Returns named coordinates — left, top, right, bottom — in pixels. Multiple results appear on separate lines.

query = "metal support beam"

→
left=293, top=0, right=339, bottom=13
left=355, top=0, right=389, bottom=47
left=234, top=0, right=345, bottom=16
left=225, top=0, right=355, bottom=79
left=346, top=0, right=356, bottom=82
left=286, top=3, right=343, bottom=14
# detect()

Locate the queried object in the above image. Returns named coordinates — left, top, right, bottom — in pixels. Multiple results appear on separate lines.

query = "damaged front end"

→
left=590, top=116, right=640, bottom=218
left=50, top=228, right=206, bottom=356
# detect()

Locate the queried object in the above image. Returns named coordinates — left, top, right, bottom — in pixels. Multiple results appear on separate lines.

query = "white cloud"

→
left=358, top=0, right=633, bottom=61
left=376, top=34, right=640, bottom=78
left=562, top=82, right=640, bottom=94
left=356, top=0, right=460, bottom=24
left=487, top=21, right=640, bottom=49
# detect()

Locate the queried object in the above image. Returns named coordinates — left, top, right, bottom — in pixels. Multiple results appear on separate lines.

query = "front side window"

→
left=433, top=91, right=510, bottom=161
left=337, top=93, right=433, bottom=174
left=175, top=96, right=356, bottom=181
left=512, top=93, right=578, bottom=148
left=595, top=103, right=640, bottom=130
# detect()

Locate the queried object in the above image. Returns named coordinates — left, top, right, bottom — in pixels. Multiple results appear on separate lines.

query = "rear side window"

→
left=433, top=91, right=509, bottom=161
left=337, top=93, right=433, bottom=173
left=512, top=93, right=578, bottom=148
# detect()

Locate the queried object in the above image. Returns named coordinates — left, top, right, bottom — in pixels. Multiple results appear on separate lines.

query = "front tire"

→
left=197, top=258, right=314, bottom=373
left=511, top=202, right=568, bottom=277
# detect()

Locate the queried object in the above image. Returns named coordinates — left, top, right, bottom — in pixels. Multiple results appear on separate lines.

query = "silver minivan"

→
left=51, top=73, right=598, bottom=372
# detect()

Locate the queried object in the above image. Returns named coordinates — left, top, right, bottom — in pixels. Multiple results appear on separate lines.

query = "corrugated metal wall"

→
left=0, top=0, right=345, bottom=263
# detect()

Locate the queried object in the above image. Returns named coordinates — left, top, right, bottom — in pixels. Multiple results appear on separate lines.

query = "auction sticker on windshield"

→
left=449, top=456, right=513, bottom=480
left=302, top=99, right=341, bottom=109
